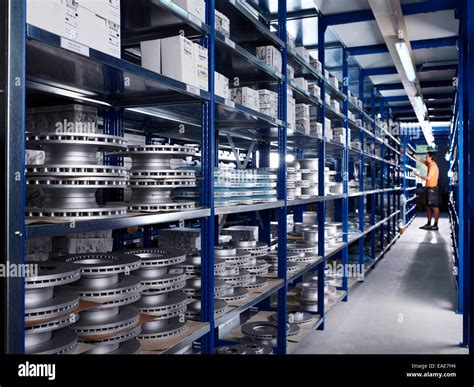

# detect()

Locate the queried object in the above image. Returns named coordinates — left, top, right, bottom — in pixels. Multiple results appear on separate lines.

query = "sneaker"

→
left=426, top=225, right=439, bottom=231
left=419, top=224, right=431, bottom=230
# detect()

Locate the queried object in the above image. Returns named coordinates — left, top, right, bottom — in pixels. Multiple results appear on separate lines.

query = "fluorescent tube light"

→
left=395, top=41, right=417, bottom=83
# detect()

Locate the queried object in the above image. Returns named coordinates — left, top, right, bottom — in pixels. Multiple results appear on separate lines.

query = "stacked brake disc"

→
left=231, top=239, right=270, bottom=289
left=54, top=253, right=142, bottom=354
left=178, top=253, right=229, bottom=320
left=26, top=130, right=128, bottom=220
left=25, top=261, right=81, bottom=354
left=124, top=248, right=189, bottom=344
left=113, top=144, right=197, bottom=212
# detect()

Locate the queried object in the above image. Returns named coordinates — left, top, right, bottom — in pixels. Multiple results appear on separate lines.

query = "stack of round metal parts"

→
left=25, top=262, right=81, bottom=354
left=214, top=168, right=278, bottom=207
left=113, top=144, right=197, bottom=212
left=214, top=245, right=251, bottom=301
left=176, top=253, right=226, bottom=278
left=177, top=255, right=229, bottom=320
left=241, top=321, right=300, bottom=347
left=123, top=248, right=190, bottom=343
left=264, top=249, right=300, bottom=274
left=26, top=131, right=128, bottom=220
left=325, top=223, right=341, bottom=249
left=232, top=239, right=270, bottom=289
left=216, top=342, right=273, bottom=355
left=298, top=159, right=319, bottom=198
left=54, top=253, right=142, bottom=354
left=296, top=281, right=324, bottom=312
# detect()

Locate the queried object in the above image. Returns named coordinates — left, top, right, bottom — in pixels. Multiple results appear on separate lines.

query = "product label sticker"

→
left=224, top=99, right=235, bottom=108
left=186, top=85, right=200, bottom=96
left=60, top=37, right=90, bottom=57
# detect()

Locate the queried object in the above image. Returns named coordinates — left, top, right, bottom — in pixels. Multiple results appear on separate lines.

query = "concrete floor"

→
left=294, top=214, right=468, bottom=354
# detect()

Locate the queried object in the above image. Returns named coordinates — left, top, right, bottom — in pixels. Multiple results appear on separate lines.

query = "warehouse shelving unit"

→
left=402, top=141, right=418, bottom=227
left=1, top=0, right=409, bottom=355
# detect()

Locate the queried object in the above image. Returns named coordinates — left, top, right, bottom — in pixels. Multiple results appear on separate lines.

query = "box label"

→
left=225, top=37, right=235, bottom=49
left=60, top=37, right=90, bottom=57
left=186, top=84, right=200, bottom=96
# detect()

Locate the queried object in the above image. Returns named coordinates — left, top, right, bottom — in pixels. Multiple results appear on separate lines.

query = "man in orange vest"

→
left=406, top=150, right=440, bottom=231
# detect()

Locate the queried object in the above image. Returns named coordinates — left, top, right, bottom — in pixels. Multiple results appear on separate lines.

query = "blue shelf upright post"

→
left=200, top=0, right=216, bottom=354
left=294, top=148, right=304, bottom=223
left=317, top=16, right=327, bottom=327
left=341, top=47, right=349, bottom=299
left=258, top=142, right=272, bottom=246
left=380, top=98, right=386, bottom=250
left=370, top=86, right=376, bottom=263
left=276, top=0, right=288, bottom=354
left=358, top=69, right=366, bottom=281
left=2, top=0, right=26, bottom=354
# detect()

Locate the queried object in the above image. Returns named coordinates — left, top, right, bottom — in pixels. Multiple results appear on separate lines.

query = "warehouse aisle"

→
left=295, top=215, right=467, bottom=354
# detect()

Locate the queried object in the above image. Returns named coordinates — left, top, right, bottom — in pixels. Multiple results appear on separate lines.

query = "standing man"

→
left=406, top=150, right=440, bottom=230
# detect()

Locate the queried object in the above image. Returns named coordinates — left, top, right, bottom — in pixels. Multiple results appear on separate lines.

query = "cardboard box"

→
left=231, top=87, right=259, bottom=111
left=295, top=46, right=310, bottom=64
left=310, top=120, right=323, bottom=138
left=77, top=0, right=121, bottom=25
left=256, top=45, right=282, bottom=73
left=161, top=35, right=195, bottom=85
left=27, top=0, right=66, bottom=37
left=215, top=72, right=229, bottom=99
left=52, top=237, right=114, bottom=254
left=141, top=39, right=161, bottom=74
left=259, top=89, right=278, bottom=119
left=325, top=117, right=332, bottom=131
left=331, top=100, right=340, bottom=112
left=287, top=64, right=295, bottom=80
left=294, top=77, right=308, bottom=92
left=173, top=0, right=206, bottom=23
left=287, top=33, right=296, bottom=53
left=215, top=10, right=230, bottom=37
left=287, top=94, right=296, bottom=130
left=325, top=93, right=331, bottom=105
left=296, top=104, right=310, bottom=133
left=310, top=57, right=322, bottom=74
left=329, top=75, right=339, bottom=90
left=309, top=84, right=320, bottom=98
left=194, top=43, right=209, bottom=91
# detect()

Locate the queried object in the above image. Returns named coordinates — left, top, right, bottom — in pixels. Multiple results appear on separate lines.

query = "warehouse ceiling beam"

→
left=363, top=63, right=457, bottom=76
left=270, top=0, right=457, bottom=24
left=349, top=36, right=458, bottom=55
left=375, top=79, right=454, bottom=91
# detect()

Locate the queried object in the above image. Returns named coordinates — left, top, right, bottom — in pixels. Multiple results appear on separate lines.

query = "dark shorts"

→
left=425, top=187, right=439, bottom=208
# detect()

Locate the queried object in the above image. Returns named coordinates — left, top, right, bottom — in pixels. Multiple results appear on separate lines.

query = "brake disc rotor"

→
left=185, top=299, right=228, bottom=320
left=138, top=316, right=187, bottom=341
left=216, top=342, right=273, bottom=355
left=242, top=276, right=268, bottom=289
left=25, top=327, right=78, bottom=355
left=216, top=286, right=248, bottom=302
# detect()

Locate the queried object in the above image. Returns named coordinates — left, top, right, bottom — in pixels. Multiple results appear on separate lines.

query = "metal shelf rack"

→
left=2, top=0, right=408, bottom=355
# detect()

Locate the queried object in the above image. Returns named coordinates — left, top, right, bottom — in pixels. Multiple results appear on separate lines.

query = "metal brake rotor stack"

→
left=178, top=253, right=229, bottom=320
left=54, top=253, right=142, bottom=354
left=231, top=239, right=270, bottom=289
left=214, top=245, right=251, bottom=302
left=241, top=320, right=300, bottom=347
left=113, top=144, right=197, bottom=212
left=124, top=248, right=189, bottom=344
left=24, top=261, right=81, bottom=354
left=26, top=130, right=128, bottom=220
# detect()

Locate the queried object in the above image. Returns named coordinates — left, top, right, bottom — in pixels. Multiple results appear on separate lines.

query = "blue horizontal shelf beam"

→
left=363, top=63, right=457, bottom=77
left=350, top=36, right=458, bottom=55
left=376, top=79, right=453, bottom=91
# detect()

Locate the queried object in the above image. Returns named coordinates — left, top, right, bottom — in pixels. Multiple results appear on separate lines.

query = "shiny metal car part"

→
left=26, top=132, right=128, bottom=220
left=216, top=342, right=273, bottom=355
left=215, top=286, right=248, bottom=302
left=186, top=299, right=228, bottom=320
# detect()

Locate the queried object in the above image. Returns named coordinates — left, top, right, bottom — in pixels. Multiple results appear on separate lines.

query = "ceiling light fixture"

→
left=395, top=41, right=417, bottom=83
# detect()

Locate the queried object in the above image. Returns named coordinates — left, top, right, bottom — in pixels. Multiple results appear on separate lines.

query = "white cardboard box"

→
left=77, top=0, right=121, bottom=25
left=287, top=64, right=295, bottom=80
left=287, top=94, right=296, bottom=130
left=215, top=72, right=229, bottom=99
left=309, top=84, right=320, bottom=98
left=194, top=43, right=209, bottom=91
left=256, top=46, right=282, bottom=73
left=79, top=10, right=121, bottom=58
left=173, top=0, right=206, bottom=23
left=295, top=46, right=310, bottom=64
left=27, top=0, right=66, bottom=37
left=310, top=57, right=322, bottom=74
left=161, top=35, right=195, bottom=85
left=231, top=87, right=259, bottom=111
left=294, top=77, right=308, bottom=92
left=287, top=33, right=296, bottom=53
left=141, top=39, right=161, bottom=74
left=215, top=10, right=230, bottom=37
